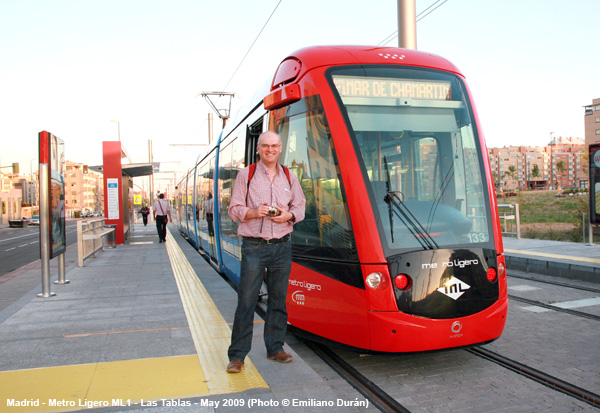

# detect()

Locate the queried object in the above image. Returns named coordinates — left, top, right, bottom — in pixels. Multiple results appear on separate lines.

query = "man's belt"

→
left=243, top=234, right=290, bottom=245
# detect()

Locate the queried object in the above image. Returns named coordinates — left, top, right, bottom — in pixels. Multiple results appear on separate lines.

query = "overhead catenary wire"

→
left=221, top=0, right=283, bottom=92
left=378, top=0, right=449, bottom=47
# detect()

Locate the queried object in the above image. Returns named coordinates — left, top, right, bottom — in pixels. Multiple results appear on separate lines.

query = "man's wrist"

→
left=289, top=213, right=295, bottom=223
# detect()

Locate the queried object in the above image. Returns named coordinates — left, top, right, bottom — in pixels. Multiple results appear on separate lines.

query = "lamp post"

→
left=525, top=155, right=529, bottom=191
left=111, top=120, right=121, bottom=141
left=549, top=132, right=554, bottom=190
left=30, top=158, right=36, bottom=205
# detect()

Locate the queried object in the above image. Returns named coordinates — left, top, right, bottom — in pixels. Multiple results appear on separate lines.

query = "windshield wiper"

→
left=383, top=156, right=439, bottom=250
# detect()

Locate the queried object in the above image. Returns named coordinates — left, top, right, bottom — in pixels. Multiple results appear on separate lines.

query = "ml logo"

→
left=437, top=277, right=471, bottom=300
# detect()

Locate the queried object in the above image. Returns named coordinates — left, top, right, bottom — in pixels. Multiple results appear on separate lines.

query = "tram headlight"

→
left=366, top=272, right=383, bottom=289
left=498, top=262, right=505, bottom=277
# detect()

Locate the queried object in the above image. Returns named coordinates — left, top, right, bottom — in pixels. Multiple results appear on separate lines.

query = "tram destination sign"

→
left=333, top=76, right=451, bottom=101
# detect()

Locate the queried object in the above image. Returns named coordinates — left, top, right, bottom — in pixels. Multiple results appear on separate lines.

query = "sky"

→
left=1, top=0, right=598, bottom=189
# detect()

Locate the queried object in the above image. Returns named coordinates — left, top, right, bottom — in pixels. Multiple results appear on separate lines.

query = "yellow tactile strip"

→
left=505, top=249, right=600, bottom=264
left=164, top=227, right=268, bottom=394
left=0, top=355, right=208, bottom=412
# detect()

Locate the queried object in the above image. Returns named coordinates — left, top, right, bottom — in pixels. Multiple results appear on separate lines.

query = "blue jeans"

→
left=228, top=238, right=292, bottom=361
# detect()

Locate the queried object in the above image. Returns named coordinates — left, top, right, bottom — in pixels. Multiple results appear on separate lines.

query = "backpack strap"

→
left=245, top=163, right=291, bottom=203
left=282, top=165, right=291, bottom=184
left=246, top=163, right=257, bottom=203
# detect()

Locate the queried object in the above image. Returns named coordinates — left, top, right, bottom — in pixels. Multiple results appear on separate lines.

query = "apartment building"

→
left=488, top=137, right=587, bottom=191
left=584, top=97, right=600, bottom=147
left=64, top=161, right=104, bottom=217
left=0, top=172, right=23, bottom=223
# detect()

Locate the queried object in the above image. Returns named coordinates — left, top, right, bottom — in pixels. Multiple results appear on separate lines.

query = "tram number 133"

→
left=467, top=233, right=487, bottom=243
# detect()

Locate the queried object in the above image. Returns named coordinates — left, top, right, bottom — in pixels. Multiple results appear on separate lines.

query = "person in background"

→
left=140, top=204, right=150, bottom=226
left=152, top=193, right=171, bottom=243
left=225, top=131, right=306, bottom=374
left=204, top=193, right=214, bottom=237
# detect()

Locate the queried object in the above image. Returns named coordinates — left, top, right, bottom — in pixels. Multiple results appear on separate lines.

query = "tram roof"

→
left=284, top=46, right=463, bottom=81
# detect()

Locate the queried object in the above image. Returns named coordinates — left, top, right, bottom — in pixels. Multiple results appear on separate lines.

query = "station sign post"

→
left=38, top=131, right=68, bottom=298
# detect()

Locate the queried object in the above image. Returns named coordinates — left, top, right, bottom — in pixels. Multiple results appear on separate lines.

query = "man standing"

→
left=226, top=131, right=306, bottom=374
left=153, top=193, right=171, bottom=243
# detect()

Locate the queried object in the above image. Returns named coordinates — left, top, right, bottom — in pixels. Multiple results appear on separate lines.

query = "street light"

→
left=30, top=158, right=36, bottom=206
left=111, top=120, right=121, bottom=141
left=525, top=155, right=530, bottom=191
left=549, top=131, right=555, bottom=190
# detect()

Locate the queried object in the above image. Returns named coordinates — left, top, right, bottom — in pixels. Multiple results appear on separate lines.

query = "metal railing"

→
left=498, top=203, right=521, bottom=239
left=76, top=218, right=116, bottom=266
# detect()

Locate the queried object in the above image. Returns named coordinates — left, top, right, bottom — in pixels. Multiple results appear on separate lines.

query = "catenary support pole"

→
left=398, top=0, right=417, bottom=49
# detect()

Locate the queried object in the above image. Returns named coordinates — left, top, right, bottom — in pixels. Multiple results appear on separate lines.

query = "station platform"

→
left=503, top=237, right=600, bottom=283
left=0, top=224, right=598, bottom=412
left=0, top=223, right=366, bottom=412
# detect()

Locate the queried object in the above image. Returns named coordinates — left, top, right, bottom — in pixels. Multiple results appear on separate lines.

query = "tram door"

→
left=246, top=119, right=263, bottom=166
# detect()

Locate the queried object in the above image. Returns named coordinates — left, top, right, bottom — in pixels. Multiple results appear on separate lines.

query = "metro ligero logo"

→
left=437, top=276, right=471, bottom=300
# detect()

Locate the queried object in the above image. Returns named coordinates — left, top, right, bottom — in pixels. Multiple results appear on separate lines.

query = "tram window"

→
left=330, top=67, right=492, bottom=251
left=275, top=97, right=357, bottom=260
left=219, top=143, right=235, bottom=239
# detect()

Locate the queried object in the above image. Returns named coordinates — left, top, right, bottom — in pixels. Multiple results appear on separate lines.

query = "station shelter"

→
left=97, top=141, right=155, bottom=245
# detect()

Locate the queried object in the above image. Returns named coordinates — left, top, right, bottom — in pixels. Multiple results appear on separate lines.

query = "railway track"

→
left=467, top=347, right=600, bottom=409
left=508, top=294, right=600, bottom=321
left=508, top=273, right=600, bottom=294
left=305, top=341, right=410, bottom=413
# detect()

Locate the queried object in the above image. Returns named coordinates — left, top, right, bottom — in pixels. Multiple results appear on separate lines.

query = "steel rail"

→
left=508, top=273, right=600, bottom=294
left=304, top=341, right=411, bottom=413
left=467, top=347, right=600, bottom=408
left=508, top=295, right=600, bottom=322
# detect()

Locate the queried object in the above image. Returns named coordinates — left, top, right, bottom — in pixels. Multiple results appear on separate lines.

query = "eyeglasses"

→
left=260, top=144, right=281, bottom=149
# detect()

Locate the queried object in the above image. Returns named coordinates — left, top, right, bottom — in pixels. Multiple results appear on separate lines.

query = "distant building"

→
left=64, top=161, right=104, bottom=217
left=11, top=177, right=37, bottom=207
left=488, top=137, right=587, bottom=191
left=584, top=97, right=600, bottom=147
left=0, top=172, right=23, bottom=223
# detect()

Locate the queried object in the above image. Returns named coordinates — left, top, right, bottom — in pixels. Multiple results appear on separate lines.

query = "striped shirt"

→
left=228, top=162, right=305, bottom=240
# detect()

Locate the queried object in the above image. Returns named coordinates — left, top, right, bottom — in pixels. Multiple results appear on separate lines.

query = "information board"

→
left=107, top=178, right=120, bottom=219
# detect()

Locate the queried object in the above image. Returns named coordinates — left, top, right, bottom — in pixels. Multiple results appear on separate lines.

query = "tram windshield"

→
left=330, top=66, right=493, bottom=253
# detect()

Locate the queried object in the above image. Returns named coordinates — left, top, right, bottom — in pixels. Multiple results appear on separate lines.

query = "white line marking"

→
left=508, top=285, right=540, bottom=292
left=552, top=297, right=600, bottom=309
left=521, top=306, right=551, bottom=313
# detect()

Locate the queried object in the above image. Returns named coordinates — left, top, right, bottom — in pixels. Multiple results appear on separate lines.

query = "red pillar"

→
left=102, top=141, right=125, bottom=244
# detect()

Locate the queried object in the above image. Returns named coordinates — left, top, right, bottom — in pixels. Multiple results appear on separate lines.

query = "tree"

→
left=503, top=165, right=517, bottom=189
left=556, top=161, right=566, bottom=187
left=532, top=164, right=540, bottom=179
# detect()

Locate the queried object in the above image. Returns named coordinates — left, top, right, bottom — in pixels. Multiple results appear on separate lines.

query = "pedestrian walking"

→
left=140, top=204, right=150, bottom=226
left=153, top=194, right=171, bottom=243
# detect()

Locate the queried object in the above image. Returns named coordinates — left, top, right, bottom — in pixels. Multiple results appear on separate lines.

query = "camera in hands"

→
left=267, top=206, right=281, bottom=217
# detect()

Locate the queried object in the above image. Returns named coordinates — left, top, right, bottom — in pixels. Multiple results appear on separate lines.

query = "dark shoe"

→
left=159, top=239, right=162, bottom=243
left=226, top=360, right=244, bottom=373
left=267, top=351, right=293, bottom=363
